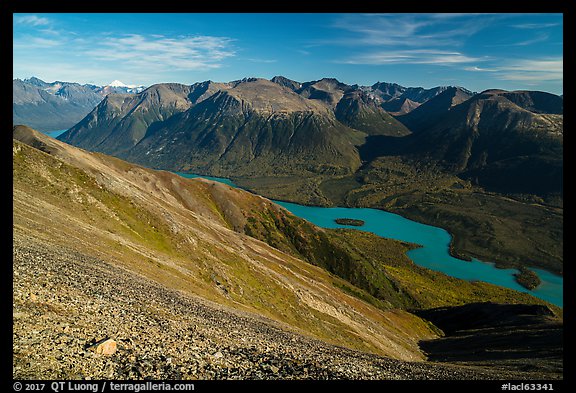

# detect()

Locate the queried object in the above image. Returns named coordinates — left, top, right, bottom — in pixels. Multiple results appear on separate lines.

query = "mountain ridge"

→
left=13, top=79, right=104, bottom=131
left=60, top=78, right=367, bottom=182
left=13, top=77, right=147, bottom=131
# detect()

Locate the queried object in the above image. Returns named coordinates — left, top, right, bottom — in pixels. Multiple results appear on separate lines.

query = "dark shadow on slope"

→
left=460, top=156, right=563, bottom=197
left=357, top=134, right=414, bottom=164
left=413, top=302, right=563, bottom=375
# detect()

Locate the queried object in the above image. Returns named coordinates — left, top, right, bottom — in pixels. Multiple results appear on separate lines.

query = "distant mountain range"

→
left=58, top=76, right=562, bottom=198
left=58, top=76, right=466, bottom=179
left=12, top=77, right=146, bottom=131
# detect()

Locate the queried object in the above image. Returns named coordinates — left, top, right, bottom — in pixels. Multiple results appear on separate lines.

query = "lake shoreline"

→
left=172, top=171, right=563, bottom=307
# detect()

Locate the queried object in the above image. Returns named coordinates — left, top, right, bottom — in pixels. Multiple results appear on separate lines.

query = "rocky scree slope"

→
left=13, top=125, right=439, bottom=363
left=16, top=233, right=545, bottom=380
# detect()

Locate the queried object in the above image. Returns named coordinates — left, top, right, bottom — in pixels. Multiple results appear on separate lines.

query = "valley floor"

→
left=12, top=231, right=557, bottom=381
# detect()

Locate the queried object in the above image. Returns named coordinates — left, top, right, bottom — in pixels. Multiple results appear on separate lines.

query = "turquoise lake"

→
left=173, top=172, right=237, bottom=187
left=275, top=201, right=563, bottom=308
left=161, top=173, right=563, bottom=307
left=44, top=129, right=68, bottom=138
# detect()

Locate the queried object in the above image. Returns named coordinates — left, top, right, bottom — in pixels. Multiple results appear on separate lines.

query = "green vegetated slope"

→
left=239, top=203, right=559, bottom=311
left=13, top=125, right=436, bottom=360
left=13, top=126, right=559, bottom=364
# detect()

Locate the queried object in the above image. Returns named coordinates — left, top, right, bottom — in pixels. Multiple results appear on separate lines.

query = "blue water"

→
left=43, top=129, right=67, bottom=138
left=174, top=172, right=237, bottom=187
left=173, top=172, right=563, bottom=307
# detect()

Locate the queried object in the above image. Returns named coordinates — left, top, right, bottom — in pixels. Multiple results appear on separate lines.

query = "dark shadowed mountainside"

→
left=395, top=87, right=475, bottom=133
left=398, top=89, right=563, bottom=196
left=414, top=302, right=562, bottom=374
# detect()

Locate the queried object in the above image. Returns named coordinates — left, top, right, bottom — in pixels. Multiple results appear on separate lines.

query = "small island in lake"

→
left=514, top=267, right=541, bottom=290
left=335, top=218, right=365, bottom=227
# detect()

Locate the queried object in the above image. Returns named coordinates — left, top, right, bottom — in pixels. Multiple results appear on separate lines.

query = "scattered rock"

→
left=89, top=338, right=117, bottom=356
left=12, top=233, right=562, bottom=380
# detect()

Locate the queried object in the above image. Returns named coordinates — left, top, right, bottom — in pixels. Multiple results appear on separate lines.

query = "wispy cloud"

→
left=14, top=28, right=238, bottom=84
left=428, top=13, right=496, bottom=19
left=245, top=58, right=277, bottom=63
left=511, top=22, right=560, bottom=29
left=513, top=33, right=550, bottom=46
left=486, top=32, right=551, bottom=47
left=464, top=58, right=563, bottom=82
left=13, top=14, right=68, bottom=49
left=13, top=36, right=64, bottom=49
left=14, top=15, right=51, bottom=27
left=329, top=12, right=562, bottom=91
left=463, top=66, right=499, bottom=72
left=496, top=58, right=563, bottom=81
left=329, top=13, right=501, bottom=48
left=341, top=50, right=485, bottom=66
left=90, top=34, right=236, bottom=71
left=329, top=14, right=504, bottom=70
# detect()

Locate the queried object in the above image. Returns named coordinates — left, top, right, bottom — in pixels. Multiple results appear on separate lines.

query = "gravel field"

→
left=13, top=232, right=540, bottom=381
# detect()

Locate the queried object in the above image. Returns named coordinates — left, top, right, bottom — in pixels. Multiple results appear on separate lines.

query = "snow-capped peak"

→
left=102, top=80, right=146, bottom=94
left=109, top=80, right=130, bottom=88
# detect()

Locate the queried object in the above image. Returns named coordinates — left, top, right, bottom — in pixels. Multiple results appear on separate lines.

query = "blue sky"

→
left=13, top=13, right=563, bottom=94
